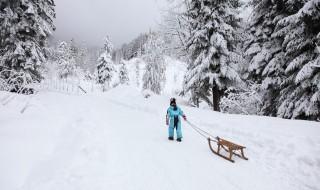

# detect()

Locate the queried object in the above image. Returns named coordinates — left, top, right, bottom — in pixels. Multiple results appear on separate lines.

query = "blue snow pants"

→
left=167, top=106, right=184, bottom=139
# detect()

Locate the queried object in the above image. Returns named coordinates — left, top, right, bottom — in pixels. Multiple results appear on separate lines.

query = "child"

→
left=166, top=98, right=187, bottom=142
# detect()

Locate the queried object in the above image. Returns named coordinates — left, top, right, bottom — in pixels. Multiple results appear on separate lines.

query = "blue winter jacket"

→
left=167, top=106, right=184, bottom=129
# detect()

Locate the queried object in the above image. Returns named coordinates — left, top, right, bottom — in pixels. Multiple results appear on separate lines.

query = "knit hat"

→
left=170, top=98, right=176, bottom=106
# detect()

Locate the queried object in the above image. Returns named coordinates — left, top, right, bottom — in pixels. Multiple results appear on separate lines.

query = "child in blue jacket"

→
left=166, top=98, right=186, bottom=142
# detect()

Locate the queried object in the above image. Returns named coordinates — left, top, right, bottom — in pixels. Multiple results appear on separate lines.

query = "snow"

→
left=162, top=57, right=186, bottom=95
left=0, top=84, right=319, bottom=190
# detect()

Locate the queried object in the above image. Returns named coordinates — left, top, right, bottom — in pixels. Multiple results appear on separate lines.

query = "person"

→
left=166, top=98, right=187, bottom=142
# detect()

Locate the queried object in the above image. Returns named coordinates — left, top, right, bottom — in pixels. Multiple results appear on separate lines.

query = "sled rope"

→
left=185, top=120, right=218, bottom=142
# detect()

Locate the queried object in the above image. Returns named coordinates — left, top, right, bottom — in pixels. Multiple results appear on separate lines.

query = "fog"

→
left=53, top=0, right=168, bottom=47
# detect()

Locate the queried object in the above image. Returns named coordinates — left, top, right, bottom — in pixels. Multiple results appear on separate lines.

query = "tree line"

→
left=160, top=0, right=319, bottom=121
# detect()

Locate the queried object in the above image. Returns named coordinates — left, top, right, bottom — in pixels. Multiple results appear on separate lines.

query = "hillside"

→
left=0, top=86, right=319, bottom=190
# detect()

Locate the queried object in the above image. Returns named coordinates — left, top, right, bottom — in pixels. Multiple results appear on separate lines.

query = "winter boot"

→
left=177, top=138, right=182, bottom=142
left=168, top=137, right=174, bottom=141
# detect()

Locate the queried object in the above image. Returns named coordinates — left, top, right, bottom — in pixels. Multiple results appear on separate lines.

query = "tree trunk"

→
left=196, top=97, right=199, bottom=108
left=212, top=86, right=221, bottom=112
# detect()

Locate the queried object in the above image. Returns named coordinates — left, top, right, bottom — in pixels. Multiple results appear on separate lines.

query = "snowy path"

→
left=0, top=87, right=319, bottom=190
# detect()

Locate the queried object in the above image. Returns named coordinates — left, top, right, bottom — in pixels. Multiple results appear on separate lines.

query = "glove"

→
left=166, top=119, right=169, bottom=126
left=183, top=115, right=187, bottom=121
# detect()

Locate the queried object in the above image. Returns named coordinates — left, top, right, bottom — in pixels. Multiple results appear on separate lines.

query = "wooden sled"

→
left=208, top=137, right=248, bottom=163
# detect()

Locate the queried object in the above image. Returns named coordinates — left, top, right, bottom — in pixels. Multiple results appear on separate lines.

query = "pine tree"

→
left=57, top=41, right=76, bottom=79
left=142, top=33, right=166, bottom=94
left=183, top=0, right=242, bottom=111
left=115, top=33, right=149, bottom=60
left=97, top=36, right=115, bottom=91
left=244, top=0, right=320, bottom=120
left=243, top=0, right=288, bottom=116
left=275, top=0, right=320, bottom=120
left=135, top=60, right=140, bottom=87
left=119, top=60, right=129, bottom=85
left=0, top=0, right=55, bottom=87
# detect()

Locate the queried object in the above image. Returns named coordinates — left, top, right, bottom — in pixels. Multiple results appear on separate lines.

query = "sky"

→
left=53, top=0, right=168, bottom=48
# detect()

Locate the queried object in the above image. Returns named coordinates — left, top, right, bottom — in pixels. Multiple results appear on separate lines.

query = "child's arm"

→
left=166, top=109, right=169, bottom=125
left=179, top=108, right=187, bottom=120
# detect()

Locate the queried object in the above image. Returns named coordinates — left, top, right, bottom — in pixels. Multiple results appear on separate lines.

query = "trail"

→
left=0, top=87, right=319, bottom=190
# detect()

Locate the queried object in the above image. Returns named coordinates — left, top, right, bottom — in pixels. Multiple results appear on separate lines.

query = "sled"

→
left=208, top=137, right=248, bottom=163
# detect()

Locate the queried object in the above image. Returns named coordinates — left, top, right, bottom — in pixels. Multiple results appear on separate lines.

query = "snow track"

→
left=0, top=87, right=319, bottom=190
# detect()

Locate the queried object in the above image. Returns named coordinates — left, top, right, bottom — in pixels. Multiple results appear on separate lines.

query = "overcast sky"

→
left=53, top=0, right=168, bottom=47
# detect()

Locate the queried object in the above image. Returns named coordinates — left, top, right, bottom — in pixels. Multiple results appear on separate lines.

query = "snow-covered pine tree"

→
left=57, top=41, right=77, bottom=79
left=275, top=0, right=320, bottom=120
left=119, top=60, right=129, bottom=85
left=243, top=0, right=287, bottom=116
left=97, top=36, right=115, bottom=91
left=84, top=70, right=94, bottom=81
left=69, top=39, right=79, bottom=62
left=142, top=33, right=166, bottom=94
left=135, top=61, right=140, bottom=87
left=0, top=0, right=55, bottom=87
left=115, top=33, right=149, bottom=60
left=183, top=0, right=242, bottom=111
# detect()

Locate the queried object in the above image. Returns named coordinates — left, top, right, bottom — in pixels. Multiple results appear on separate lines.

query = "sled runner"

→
left=208, top=137, right=248, bottom=163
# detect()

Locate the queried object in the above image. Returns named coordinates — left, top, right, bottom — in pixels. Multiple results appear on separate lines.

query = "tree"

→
left=57, top=41, right=77, bottom=79
left=142, top=33, right=166, bottom=94
left=0, top=0, right=55, bottom=88
left=135, top=60, right=140, bottom=87
left=243, top=0, right=287, bottom=116
left=159, top=0, right=190, bottom=59
left=244, top=0, right=320, bottom=120
left=119, top=60, right=129, bottom=85
left=97, top=36, right=115, bottom=91
left=275, top=0, right=320, bottom=120
left=115, top=33, right=149, bottom=60
left=183, top=0, right=242, bottom=111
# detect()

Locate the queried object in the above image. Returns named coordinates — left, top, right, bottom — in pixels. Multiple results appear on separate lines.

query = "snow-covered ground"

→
left=0, top=85, right=319, bottom=190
